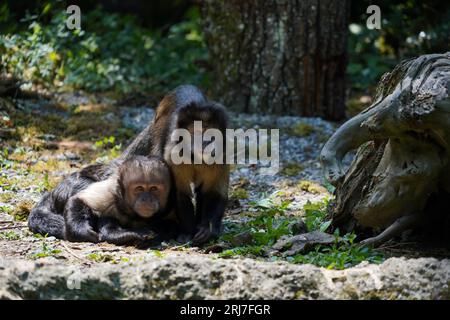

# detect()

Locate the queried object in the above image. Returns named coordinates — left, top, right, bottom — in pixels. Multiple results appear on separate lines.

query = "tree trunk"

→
left=201, top=0, right=349, bottom=120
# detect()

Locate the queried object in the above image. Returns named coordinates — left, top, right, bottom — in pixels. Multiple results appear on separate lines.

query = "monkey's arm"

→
left=359, top=213, right=422, bottom=247
left=149, top=217, right=179, bottom=244
left=98, top=217, right=178, bottom=248
left=28, top=193, right=66, bottom=239
left=98, top=217, right=151, bottom=246
left=64, top=197, right=99, bottom=243
left=193, top=191, right=227, bottom=245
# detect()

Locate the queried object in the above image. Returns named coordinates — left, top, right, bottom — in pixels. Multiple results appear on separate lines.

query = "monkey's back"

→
left=28, top=163, right=113, bottom=238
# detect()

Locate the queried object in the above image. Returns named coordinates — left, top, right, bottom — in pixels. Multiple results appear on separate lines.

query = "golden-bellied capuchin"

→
left=120, top=85, right=229, bottom=245
left=28, top=156, right=176, bottom=247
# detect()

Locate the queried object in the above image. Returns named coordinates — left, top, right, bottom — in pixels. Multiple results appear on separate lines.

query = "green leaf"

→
left=319, top=220, right=332, bottom=232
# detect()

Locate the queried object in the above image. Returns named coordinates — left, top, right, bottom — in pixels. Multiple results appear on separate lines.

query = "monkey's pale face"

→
left=125, top=181, right=168, bottom=218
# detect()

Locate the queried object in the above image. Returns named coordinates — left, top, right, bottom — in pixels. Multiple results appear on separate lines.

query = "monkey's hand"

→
left=64, top=197, right=100, bottom=243
left=83, top=226, right=100, bottom=243
left=176, top=233, right=193, bottom=244
left=192, top=225, right=219, bottom=246
left=65, top=222, right=100, bottom=243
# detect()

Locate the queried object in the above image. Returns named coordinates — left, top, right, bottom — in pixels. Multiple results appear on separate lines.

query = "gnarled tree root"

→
left=321, top=52, right=450, bottom=246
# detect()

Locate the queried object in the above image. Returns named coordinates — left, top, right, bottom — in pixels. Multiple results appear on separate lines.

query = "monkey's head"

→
left=117, top=156, right=172, bottom=219
left=175, top=102, right=228, bottom=162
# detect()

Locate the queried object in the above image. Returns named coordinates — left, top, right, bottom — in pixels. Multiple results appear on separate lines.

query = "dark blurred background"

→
left=1, top=0, right=449, bottom=118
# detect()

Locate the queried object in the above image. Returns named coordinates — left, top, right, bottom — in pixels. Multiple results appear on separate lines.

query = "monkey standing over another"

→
left=28, top=156, right=176, bottom=246
left=120, top=85, right=230, bottom=245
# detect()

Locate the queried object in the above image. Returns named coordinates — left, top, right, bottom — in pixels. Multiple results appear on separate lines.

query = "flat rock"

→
left=0, top=256, right=449, bottom=299
left=271, top=231, right=336, bottom=256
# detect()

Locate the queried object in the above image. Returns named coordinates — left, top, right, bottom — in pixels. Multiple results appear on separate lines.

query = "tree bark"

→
left=201, top=0, right=349, bottom=120
left=320, top=52, right=450, bottom=242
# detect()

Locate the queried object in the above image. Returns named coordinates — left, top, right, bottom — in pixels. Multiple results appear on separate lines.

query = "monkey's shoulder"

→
left=79, top=163, right=112, bottom=181
left=76, top=175, right=119, bottom=217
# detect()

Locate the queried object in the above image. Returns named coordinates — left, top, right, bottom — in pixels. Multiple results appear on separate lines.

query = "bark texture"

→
left=320, top=52, right=450, bottom=238
left=201, top=0, right=349, bottom=120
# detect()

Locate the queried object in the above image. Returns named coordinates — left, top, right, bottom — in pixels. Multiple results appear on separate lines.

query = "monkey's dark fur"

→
left=28, top=156, right=176, bottom=247
left=28, top=163, right=110, bottom=240
left=120, top=85, right=229, bottom=245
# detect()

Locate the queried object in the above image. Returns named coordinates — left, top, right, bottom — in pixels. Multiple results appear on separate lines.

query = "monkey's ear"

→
left=154, top=99, right=170, bottom=122
left=155, top=94, right=179, bottom=122
left=154, top=108, right=165, bottom=122
left=155, top=105, right=170, bottom=122
left=116, top=174, right=127, bottom=198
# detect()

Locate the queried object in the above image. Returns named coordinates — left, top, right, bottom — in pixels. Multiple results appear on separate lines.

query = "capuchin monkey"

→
left=28, top=156, right=177, bottom=247
left=120, top=85, right=229, bottom=246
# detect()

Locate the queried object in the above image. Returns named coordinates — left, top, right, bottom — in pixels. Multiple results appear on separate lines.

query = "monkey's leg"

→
left=98, top=217, right=147, bottom=246
left=64, top=197, right=99, bottom=243
left=359, top=213, right=422, bottom=247
left=193, top=191, right=226, bottom=245
left=176, top=191, right=196, bottom=243
left=28, top=193, right=66, bottom=239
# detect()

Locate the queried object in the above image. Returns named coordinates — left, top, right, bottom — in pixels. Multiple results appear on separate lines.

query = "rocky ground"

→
left=1, top=255, right=449, bottom=299
left=1, top=91, right=449, bottom=299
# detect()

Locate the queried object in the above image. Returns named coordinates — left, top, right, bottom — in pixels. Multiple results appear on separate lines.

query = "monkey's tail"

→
left=28, top=194, right=66, bottom=239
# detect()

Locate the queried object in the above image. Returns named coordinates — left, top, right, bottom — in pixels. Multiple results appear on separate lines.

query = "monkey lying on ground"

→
left=28, top=156, right=176, bottom=247
left=120, top=85, right=229, bottom=245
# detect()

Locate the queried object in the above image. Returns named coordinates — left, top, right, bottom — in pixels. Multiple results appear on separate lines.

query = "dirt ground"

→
left=1, top=91, right=449, bottom=270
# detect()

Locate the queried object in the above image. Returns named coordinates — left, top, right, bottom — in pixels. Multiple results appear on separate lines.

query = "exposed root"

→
left=359, top=214, right=422, bottom=247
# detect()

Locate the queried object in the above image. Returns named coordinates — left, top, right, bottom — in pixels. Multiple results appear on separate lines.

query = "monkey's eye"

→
left=149, top=186, right=158, bottom=192
left=134, top=186, right=145, bottom=193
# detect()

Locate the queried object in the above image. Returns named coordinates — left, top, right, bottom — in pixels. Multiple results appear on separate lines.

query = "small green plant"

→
left=0, top=174, right=18, bottom=192
left=322, top=180, right=336, bottom=194
left=0, top=230, right=20, bottom=240
left=0, top=192, right=14, bottom=203
left=149, top=250, right=164, bottom=258
left=290, top=232, right=384, bottom=270
left=36, top=172, right=53, bottom=193
left=219, top=245, right=265, bottom=258
left=219, top=193, right=297, bottom=258
left=298, top=180, right=328, bottom=194
left=108, top=144, right=122, bottom=159
left=30, top=242, right=62, bottom=259
left=0, top=151, right=14, bottom=171
left=32, top=233, right=47, bottom=239
left=10, top=200, right=35, bottom=221
left=93, top=136, right=122, bottom=159
left=87, top=252, right=115, bottom=263
left=280, top=163, right=304, bottom=176
left=289, top=123, right=315, bottom=137
left=94, top=136, right=116, bottom=149
left=217, top=196, right=384, bottom=269
left=0, top=205, right=13, bottom=215
left=230, top=188, right=249, bottom=200
left=303, top=200, right=332, bottom=232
